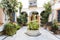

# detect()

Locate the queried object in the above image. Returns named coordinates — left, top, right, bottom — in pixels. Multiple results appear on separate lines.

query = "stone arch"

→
left=29, top=11, right=40, bottom=26
left=30, top=11, right=39, bottom=21
left=40, top=11, right=45, bottom=17
left=21, top=12, right=28, bottom=17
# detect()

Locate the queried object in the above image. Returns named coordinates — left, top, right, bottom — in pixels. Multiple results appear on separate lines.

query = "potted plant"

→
left=52, top=20, right=58, bottom=34
left=44, top=22, right=53, bottom=31
left=26, top=20, right=40, bottom=36
left=3, top=22, right=20, bottom=36
left=40, top=2, right=51, bottom=26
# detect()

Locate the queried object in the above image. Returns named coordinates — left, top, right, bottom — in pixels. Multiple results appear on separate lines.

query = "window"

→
left=57, top=10, right=60, bottom=22
left=29, top=0, right=37, bottom=7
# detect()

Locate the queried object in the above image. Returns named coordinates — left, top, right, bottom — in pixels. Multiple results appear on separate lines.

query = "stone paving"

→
left=0, top=26, right=60, bottom=40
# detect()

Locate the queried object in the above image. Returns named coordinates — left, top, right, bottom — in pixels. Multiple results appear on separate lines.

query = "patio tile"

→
left=0, top=27, right=60, bottom=40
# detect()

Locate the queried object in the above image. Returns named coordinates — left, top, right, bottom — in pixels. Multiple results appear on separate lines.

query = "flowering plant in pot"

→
left=26, top=20, right=40, bottom=37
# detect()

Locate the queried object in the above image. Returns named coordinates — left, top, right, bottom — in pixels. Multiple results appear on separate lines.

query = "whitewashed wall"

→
left=37, top=0, right=50, bottom=7
left=49, top=2, right=60, bottom=22
left=18, top=0, right=50, bottom=8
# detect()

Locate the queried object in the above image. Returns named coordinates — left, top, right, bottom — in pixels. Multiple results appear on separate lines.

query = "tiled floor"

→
left=0, top=26, right=60, bottom=40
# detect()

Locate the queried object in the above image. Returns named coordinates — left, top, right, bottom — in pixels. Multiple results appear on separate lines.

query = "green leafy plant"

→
left=17, top=12, right=27, bottom=26
left=0, top=0, right=20, bottom=22
left=28, top=20, right=39, bottom=30
left=15, top=24, right=20, bottom=30
left=40, top=2, right=52, bottom=26
left=4, top=23, right=20, bottom=36
left=0, top=0, right=18, bottom=12
left=52, top=20, right=58, bottom=32
left=19, top=2, right=22, bottom=13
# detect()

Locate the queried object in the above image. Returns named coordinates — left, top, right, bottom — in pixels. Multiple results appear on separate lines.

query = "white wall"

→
left=49, top=2, right=60, bottom=22
left=18, top=0, right=50, bottom=8
left=18, top=0, right=29, bottom=8
left=17, top=0, right=51, bottom=17
left=0, top=0, right=1, bottom=2
left=37, top=0, right=50, bottom=7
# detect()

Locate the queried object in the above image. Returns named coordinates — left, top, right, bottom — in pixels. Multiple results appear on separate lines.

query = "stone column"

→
left=27, top=12, right=31, bottom=23
left=38, top=13, right=40, bottom=26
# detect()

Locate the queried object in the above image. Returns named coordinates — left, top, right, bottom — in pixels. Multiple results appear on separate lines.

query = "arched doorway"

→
left=31, top=11, right=39, bottom=21
left=18, top=12, right=28, bottom=26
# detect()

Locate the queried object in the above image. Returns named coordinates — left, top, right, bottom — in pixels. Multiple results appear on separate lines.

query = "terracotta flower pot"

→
left=47, top=26, right=52, bottom=31
left=43, top=25, right=47, bottom=29
left=54, top=30, right=60, bottom=34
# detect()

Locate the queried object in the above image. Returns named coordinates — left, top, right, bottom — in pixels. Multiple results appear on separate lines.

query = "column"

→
left=38, top=13, right=40, bottom=26
left=27, top=12, right=31, bottom=23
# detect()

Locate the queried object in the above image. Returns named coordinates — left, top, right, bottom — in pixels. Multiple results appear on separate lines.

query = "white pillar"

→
left=27, top=12, right=30, bottom=23
left=38, top=13, right=40, bottom=26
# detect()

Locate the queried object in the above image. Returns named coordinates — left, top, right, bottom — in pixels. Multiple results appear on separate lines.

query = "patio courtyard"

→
left=0, top=26, right=60, bottom=40
left=0, top=0, right=60, bottom=40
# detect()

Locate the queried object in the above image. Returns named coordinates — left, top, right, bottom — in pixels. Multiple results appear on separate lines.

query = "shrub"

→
left=12, top=23, right=20, bottom=30
left=52, top=24, right=58, bottom=31
left=17, top=12, right=27, bottom=26
left=40, top=2, right=52, bottom=26
left=4, top=23, right=20, bottom=36
left=52, top=20, right=58, bottom=32
left=28, top=20, right=39, bottom=30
